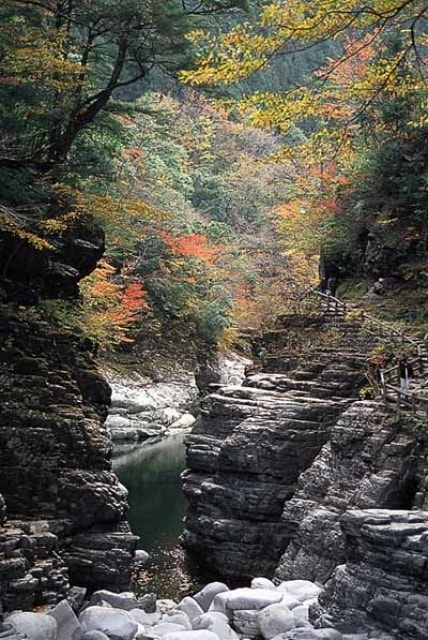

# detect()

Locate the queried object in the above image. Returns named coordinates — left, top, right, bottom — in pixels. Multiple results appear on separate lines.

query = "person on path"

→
left=373, top=278, right=385, bottom=296
left=326, top=276, right=337, bottom=297
left=398, top=357, right=413, bottom=394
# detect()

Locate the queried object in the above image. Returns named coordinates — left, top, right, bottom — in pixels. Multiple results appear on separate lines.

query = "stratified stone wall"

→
left=0, top=306, right=138, bottom=610
left=0, top=519, right=69, bottom=613
left=181, top=354, right=363, bottom=579
left=0, top=216, right=137, bottom=612
left=274, top=403, right=424, bottom=584
left=318, top=509, right=428, bottom=640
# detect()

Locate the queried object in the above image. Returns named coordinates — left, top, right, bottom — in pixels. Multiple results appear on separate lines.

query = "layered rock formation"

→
left=0, top=218, right=137, bottom=612
left=181, top=353, right=364, bottom=579
left=318, top=509, right=428, bottom=640
left=274, top=403, right=424, bottom=584
left=181, top=314, right=428, bottom=638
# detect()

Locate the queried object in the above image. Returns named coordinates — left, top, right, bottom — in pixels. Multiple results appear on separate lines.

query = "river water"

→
left=113, top=433, right=205, bottom=599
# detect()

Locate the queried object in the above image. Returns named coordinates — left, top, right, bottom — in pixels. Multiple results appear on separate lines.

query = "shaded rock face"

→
left=274, top=404, right=424, bottom=584
left=0, top=222, right=137, bottom=612
left=0, top=519, right=69, bottom=612
left=0, top=306, right=137, bottom=610
left=318, top=509, right=428, bottom=640
left=0, top=216, right=104, bottom=299
left=181, top=356, right=363, bottom=579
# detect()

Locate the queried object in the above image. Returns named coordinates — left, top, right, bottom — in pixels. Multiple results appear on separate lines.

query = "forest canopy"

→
left=181, top=0, right=428, bottom=290
left=1, top=0, right=427, bottom=357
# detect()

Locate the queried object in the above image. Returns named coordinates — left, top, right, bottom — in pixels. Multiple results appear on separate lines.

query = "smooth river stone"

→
left=48, top=599, right=81, bottom=640
left=79, top=606, right=137, bottom=640
left=231, top=609, right=260, bottom=636
left=162, top=612, right=192, bottom=630
left=152, top=623, right=190, bottom=636
left=277, top=581, right=322, bottom=602
left=291, top=605, right=310, bottom=628
left=129, top=610, right=161, bottom=626
left=251, top=577, right=277, bottom=591
left=258, top=603, right=295, bottom=639
left=6, top=613, right=58, bottom=640
left=157, top=600, right=179, bottom=615
left=271, top=629, right=343, bottom=639
left=177, top=597, right=204, bottom=620
left=191, top=612, right=238, bottom=640
left=89, top=591, right=139, bottom=611
left=210, top=588, right=282, bottom=614
left=162, top=632, right=219, bottom=640
left=193, top=582, right=229, bottom=612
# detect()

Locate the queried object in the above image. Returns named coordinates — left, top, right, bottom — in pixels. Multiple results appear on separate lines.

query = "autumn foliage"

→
left=79, top=260, right=147, bottom=347
left=162, top=233, right=218, bottom=264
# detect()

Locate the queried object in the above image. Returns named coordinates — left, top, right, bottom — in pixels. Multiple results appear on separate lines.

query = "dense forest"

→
left=1, top=0, right=427, bottom=361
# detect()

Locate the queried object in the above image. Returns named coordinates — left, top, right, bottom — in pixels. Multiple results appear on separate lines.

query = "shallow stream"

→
left=113, top=433, right=205, bottom=599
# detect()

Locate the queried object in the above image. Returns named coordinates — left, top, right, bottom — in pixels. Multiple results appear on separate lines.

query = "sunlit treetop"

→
left=181, top=0, right=428, bottom=87
left=181, top=1, right=428, bottom=141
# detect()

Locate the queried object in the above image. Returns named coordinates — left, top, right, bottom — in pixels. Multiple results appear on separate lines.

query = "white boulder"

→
left=277, top=581, right=322, bottom=603
left=279, top=594, right=301, bottom=611
left=170, top=413, right=196, bottom=430
left=129, top=610, right=161, bottom=626
left=177, top=597, right=204, bottom=620
left=193, top=582, right=229, bottom=612
left=258, top=603, right=295, bottom=639
left=6, top=612, right=58, bottom=640
left=251, top=577, right=277, bottom=591
left=153, top=623, right=190, bottom=636
left=292, top=605, right=310, bottom=628
left=231, top=609, right=260, bottom=637
left=163, top=631, right=219, bottom=640
left=82, top=632, right=110, bottom=640
left=157, top=600, right=178, bottom=615
left=210, top=588, right=282, bottom=615
left=162, top=612, right=192, bottom=629
left=269, top=628, right=342, bottom=639
left=89, top=590, right=139, bottom=611
left=79, top=606, right=138, bottom=640
left=48, top=599, right=81, bottom=640
left=192, top=611, right=238, bottom=639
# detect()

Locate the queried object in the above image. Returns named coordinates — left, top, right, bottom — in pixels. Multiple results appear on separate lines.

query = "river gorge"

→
left=113, top=434, right=203, bottom=599
left=0, top=259, right=427, bottom=639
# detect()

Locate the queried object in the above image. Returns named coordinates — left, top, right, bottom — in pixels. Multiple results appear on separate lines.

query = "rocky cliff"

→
left=0, top=217, right=137, bottom=613
left=317, top=509, right=428, bottom=639
left=181, top=314, right=428, bottom=639
left=181, top=350, right=364, bottom=579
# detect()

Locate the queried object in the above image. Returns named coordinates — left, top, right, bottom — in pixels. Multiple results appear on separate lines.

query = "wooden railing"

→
left=358, top=310, right=422, bottom=355
left=312, top=291, right=427, bottom=416
left=314, top=290, right=422, bottom=353
left=315, top=291, right=347, bottom=315
left=380, top=380, right=428, bottom=417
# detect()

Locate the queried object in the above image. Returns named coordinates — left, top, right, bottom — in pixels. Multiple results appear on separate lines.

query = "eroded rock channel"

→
left=181, top=324, right=428, bottom=639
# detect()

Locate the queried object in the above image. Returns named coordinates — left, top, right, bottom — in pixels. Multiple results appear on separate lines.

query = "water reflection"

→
left=113, top=432, right=202, bottom=598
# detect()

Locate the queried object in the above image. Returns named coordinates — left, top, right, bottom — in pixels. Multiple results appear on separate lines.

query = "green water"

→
left=113, top=433, right=203, bottom=598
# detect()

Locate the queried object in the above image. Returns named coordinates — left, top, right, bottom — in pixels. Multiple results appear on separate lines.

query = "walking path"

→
left=315, top=291, right=428, bottom=417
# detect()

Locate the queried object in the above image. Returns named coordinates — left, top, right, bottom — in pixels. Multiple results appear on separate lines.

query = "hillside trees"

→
left=1, top=0, right=274, bottom=353
left=0, top=0, right=252, bottom=171
left=181, top=0, right=428, bottom=283
left=108, top=91, right=299, bottom=346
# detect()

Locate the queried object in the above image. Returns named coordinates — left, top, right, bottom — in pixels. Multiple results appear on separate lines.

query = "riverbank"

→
left=103, top=352, right=252, bottom=444
left=0, top=576, right=393, bottom=640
